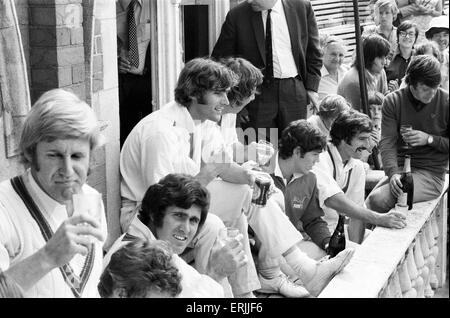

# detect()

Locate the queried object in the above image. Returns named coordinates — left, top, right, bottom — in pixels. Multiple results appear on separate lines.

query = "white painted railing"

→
left=319, top=175, right=448, bottom=298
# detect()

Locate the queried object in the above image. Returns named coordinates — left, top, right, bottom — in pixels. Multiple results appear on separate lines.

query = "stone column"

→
left=28, top=0, right=85, bottom=102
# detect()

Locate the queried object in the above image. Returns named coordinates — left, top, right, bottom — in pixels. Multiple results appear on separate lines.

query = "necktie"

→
left=265, top=9, right=274, bottom=85
left=127, top=0, right=139, bottom=68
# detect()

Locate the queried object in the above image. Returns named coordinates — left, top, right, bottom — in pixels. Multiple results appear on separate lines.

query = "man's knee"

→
left=366, top=187, right=393, bottom=213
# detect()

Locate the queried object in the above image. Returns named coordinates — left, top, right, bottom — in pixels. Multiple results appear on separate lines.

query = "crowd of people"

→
left=0, top=0, right=448, bottom=298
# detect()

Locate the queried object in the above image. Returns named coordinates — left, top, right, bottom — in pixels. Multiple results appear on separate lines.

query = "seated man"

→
left=0, top=89, right=106, bottom=297
left=366, top=55, right=449, bottom=214
left=269, top=120, right=333, bottom=260
left=99, top=239, right=182, bottom=298
left=312, top=109, right=407, bottom=244
left=118, top=173, right=235, bottom=297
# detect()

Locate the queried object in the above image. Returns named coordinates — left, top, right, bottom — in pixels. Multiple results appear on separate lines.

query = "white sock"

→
left=284, top=248, right=317, bottom=282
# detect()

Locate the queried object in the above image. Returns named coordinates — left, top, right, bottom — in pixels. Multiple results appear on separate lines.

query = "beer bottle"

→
left=398, top=155, right=414, bottom=210
left=327, top=214, right=346, bottom=258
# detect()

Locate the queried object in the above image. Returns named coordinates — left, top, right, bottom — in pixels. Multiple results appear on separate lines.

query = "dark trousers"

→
left=118, top=72, right=152, bottom=146
left=240, top=76, right=308, bottom=143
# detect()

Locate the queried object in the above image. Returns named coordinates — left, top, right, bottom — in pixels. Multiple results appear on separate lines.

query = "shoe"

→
left=258, top=273, right=310, bottom=298
left=304, top=248, right=355, bottom=297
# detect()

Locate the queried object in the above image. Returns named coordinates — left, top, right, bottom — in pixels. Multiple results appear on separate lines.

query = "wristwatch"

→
left=427, top=135, right=434, bottom=145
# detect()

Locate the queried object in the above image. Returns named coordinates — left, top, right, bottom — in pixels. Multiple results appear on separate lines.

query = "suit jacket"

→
left=212, top=0, right=322, bottom=92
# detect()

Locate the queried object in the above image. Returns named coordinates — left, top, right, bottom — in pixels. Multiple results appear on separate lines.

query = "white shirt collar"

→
left=327, top=143, right=356, bottom=170
left=271, top=0, right=282, bottom=13
left=162, top=101, right=197, bottom=134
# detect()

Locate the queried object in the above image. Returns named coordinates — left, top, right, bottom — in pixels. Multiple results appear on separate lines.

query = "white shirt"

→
left=0, top=170, right=107, bottom=298
left=261, top=0, right=298, bottom=79
left=318, top=64, right=349, bottom=103
left=219, top=113, right=239, bottom=157
left=120, top=101, right=226, bottom=204
left=312, top=143, right=366, bottom=232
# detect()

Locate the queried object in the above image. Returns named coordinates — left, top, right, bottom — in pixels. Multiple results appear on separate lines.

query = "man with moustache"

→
left=212, top=0, right=322, bottom=140
left=312, top=110, right=407, bottom=244
left=366, top=55, right=449, bottom=217
left=0, top=89, right=107, bottom=297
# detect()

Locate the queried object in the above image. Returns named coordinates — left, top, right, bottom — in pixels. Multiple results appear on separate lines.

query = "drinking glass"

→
left=400, top=124, right=412, bottom=149
left=256, top=140, right=274, bottom=166
left=395, top=203, right=408, bottom=216
left=72, top=192, right=102, bottom=224
left=219, top=227, right=240, bottom=245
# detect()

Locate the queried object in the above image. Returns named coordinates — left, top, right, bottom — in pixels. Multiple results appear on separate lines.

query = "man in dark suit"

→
left=212, top=0, right=322, bottom=142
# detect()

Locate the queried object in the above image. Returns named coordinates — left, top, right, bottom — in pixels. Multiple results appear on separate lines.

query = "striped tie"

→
left=127, top=0, right=139, bottom=68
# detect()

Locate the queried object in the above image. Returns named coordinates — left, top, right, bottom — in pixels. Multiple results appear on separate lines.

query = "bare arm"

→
left=325, top=193, right=406, bottom=228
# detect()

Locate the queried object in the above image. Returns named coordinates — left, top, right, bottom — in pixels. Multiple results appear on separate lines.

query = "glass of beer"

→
left=400, top=124, right=412, bottom=149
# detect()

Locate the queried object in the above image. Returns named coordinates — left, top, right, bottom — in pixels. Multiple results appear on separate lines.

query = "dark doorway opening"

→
left=182, top=5, right=209, bottom=62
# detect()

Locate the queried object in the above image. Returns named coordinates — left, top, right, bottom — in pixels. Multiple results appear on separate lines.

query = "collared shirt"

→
left=116, top=0, right=150, bottom=75
left=0, top=170, right=107, bottom=297
left=261, top=0, right=298, bottom=79
left=318, top=64, right=349, bottom=103
left=120, top=101, right=226, bottom=204
left=385, top=52, right=411, bottom=83
left=312, top=143, right=365, bottom=232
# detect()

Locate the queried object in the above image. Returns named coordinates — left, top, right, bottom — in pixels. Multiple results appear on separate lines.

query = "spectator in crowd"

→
left=337, top=34, right=391, bottom=111
left=317, top=35, right=350, bottom=103
left=368, top=91, right=385, bottom=148
left=366, top=55, right=449, bottom=214
left=0, top=271, right=24, bottom=298
left=307, top=94, right=350, bottom=141
left=363, top=0, right=400, bottom=63
left=99, top=239, right=182, bottom=298
left=414, top=39, right=443, bottom=60
left=212, top=0, right=322, bottom=140
left=312, top=109, right=407, bottom=244
left=120, top=57, right=355, bottom=298
left=116, top=0, right=152, bottom=145
left=0, top=89, right=106, bottom=297
left=425, top=15, right=449, bottom=91
left=385, top=21, right=419, bottom=86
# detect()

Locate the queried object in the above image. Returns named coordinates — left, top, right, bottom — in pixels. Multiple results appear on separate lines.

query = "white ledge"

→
left=319, top=175, right=449, bottom=298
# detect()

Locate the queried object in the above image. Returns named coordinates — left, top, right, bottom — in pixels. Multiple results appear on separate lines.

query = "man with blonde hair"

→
left=0, top=89, right=107, bottom=297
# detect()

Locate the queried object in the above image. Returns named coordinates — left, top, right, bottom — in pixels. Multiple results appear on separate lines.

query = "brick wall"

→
left=28, top=0, right=85, bottom=103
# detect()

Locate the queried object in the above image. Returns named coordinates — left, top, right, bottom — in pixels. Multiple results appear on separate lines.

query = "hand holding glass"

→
left=256, top=140, right=275, bottom=166
left=72, top=192, right=102, bottom=224
left=400, top=125, right=412, bottom=149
